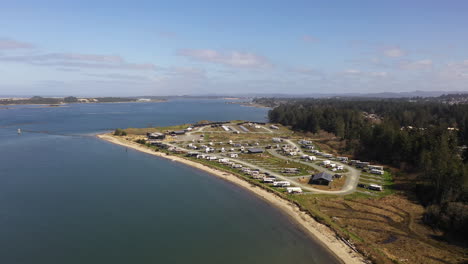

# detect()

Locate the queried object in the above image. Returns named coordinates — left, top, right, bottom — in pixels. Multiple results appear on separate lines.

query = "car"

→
left=358, top=183, right=366, bottom=188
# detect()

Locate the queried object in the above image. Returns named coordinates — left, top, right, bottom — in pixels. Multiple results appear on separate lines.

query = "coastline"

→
left=97, top=133, right=365, bottom=264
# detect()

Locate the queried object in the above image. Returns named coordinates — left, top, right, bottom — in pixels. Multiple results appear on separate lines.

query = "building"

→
left=171, top=130, right=186, bottom=135
left=247, top=148, right=264, bottom=154
left=309, top=172, right=333, bottom=185
left=147, top=132, right=166, bottom=140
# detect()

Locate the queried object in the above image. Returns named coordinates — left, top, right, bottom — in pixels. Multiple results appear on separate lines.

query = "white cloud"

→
left=344, top=69, right=361, bottom=74
left=177, top=49, right=271, bottom=68
left=383, top=47, right=405, bottom=57
left=0, top=52, right=156, bottom=71
left=400, top=59, right=433, bottom=70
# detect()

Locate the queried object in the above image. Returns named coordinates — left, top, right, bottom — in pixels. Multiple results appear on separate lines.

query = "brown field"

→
left=119, top=124, right=467, bottom=264
left=293, top=194, right=467, bottom=264
left=297, top=175, right=347, bottom=191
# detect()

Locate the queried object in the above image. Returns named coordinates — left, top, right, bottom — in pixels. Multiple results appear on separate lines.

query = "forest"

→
left=260, top=97, right=468, bottom=238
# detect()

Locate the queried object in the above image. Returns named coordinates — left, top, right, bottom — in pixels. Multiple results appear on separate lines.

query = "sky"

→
left=1, top=0, right=468, bottom=96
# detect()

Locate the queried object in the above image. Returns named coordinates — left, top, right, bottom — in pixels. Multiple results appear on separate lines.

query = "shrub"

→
left=114, top=128, right=127, bottom=136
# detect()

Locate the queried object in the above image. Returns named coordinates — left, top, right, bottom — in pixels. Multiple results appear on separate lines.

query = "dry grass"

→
left=294, top=194, right=468, bottom=264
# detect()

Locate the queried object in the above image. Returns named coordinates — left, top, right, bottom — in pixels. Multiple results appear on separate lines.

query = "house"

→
left=171, top=130, right=186, bottom=135
left=230, top=153, right=239, bottom=158
left=270, top=125, right=279, bottom=129
left=247, top=148, right=264, bottom=154
left=308, top=156, right=317, bottom=161
left=147, top=132, right=166, bottom=140
left=322, top=160, right=331, bottom=166
left=309, top=172, right=333, bottom=185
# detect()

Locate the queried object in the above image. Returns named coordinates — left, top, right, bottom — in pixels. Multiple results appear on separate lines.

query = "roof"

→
left=247, top=148, right=264, bottom=153
left=312, top=172, right=333, bottom=182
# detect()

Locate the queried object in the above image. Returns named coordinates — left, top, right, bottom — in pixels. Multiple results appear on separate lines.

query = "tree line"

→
left=263, top=97, right=468, bottom=237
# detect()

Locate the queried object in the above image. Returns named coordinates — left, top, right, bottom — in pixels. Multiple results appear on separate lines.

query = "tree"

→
left=64, top=96, right=78, bottom=103
left=114, top=128, right=127, bottom=136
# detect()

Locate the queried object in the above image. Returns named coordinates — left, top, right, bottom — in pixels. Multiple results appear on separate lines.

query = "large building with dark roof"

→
left=309, top=172, right=333, bottom=185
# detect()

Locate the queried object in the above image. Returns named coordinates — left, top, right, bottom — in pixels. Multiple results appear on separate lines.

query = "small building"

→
left=247, top=148, right=264, bottom=154
left=171, top=130, right=186, bottom=135
left=147, top=132, right=166, bottom=140
left=309, top=172, right=333, bottom=185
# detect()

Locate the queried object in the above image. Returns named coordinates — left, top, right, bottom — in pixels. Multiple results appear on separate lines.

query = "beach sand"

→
left=97, top=134, right=366, bottom=264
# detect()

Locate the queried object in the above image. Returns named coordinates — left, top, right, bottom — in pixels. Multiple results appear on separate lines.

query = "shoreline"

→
left=0, top=100, right=167, bottom=107
left=97, top=133, right=365, bottom=264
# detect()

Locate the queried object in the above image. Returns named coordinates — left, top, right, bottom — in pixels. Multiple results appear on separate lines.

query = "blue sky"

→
left=1, top=0, right=468, bottom=96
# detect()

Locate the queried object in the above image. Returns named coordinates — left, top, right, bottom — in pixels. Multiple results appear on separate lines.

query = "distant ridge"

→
left=238, top=90, right=468, bottom=99
left=3, top=90, right=468, bottom=99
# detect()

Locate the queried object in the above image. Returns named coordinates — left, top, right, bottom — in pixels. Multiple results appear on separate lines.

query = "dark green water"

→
left=0, top=99, right=340, bottom=264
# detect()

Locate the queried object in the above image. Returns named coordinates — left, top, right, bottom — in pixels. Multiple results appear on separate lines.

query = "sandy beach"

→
left=97, top=134, right=366, bottom=264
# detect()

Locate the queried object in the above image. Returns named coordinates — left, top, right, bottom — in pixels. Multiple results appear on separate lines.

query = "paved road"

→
left=282, top=139, right=361, bottom=194
left=165, top=139, right=360, bottom=195
left=169, top=126, right=360, bottom=195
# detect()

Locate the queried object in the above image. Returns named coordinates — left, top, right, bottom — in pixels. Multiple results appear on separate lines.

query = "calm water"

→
left=0, top=99, right=339, bottom=264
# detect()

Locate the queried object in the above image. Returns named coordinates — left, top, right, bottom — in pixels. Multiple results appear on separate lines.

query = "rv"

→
left=368, top=184, right=383, bottom=191
left=370, top=169, right=384, bottom=175
left=286, top=187, right=303, bottom=194
left=262, top=177, right=276, bottom=183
